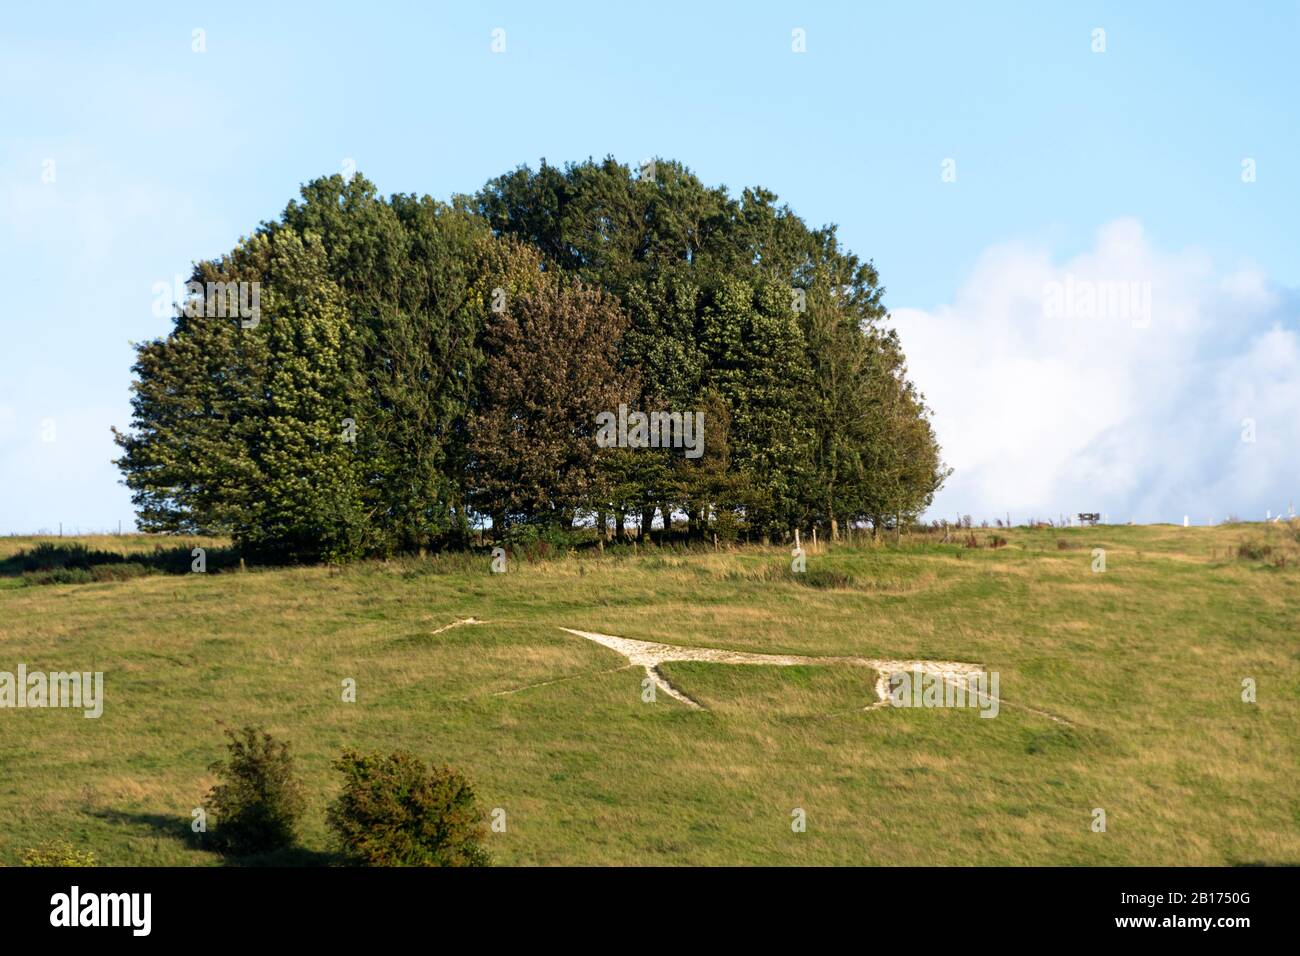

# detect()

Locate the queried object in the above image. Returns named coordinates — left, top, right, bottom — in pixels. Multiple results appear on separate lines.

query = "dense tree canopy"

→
left=115, top=159, right=946, bottom=559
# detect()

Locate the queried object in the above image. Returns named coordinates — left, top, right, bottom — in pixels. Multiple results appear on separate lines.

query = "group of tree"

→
left=115, top=158, right=947, bottom=561
left=204, top=725, right=488, bottom=866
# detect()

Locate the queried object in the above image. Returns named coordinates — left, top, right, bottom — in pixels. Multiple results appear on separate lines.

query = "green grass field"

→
left=1, top=522, right=1297, bottom=866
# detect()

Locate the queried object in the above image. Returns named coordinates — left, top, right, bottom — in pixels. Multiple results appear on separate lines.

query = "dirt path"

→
left=430, top=617, right=484, bottom=635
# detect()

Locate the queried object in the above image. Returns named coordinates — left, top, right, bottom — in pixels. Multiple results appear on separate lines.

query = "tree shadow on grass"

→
left=1229, top=859, right=1300, bottom=867
left=2, top=542, right=244, bottom=585
left=221, top=845, right=346, bottom=867
left=92, top=808, right=343, bottom=867
left=92, top=809, right=192, bottom=844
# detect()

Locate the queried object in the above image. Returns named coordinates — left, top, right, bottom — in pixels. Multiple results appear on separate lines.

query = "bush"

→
left=796, top=568, right=855, bottom=589
left=5, top=541, right=240, bottom=584
left=714, top=510, right=739, bottom=545
left=1236, top=541, right=1274, bottom=561
left=90, top=562, right=150, bottom=582
left=204, top=726, right=306, bottom=856
left=12, top=542, right=98, bottom=571
left=326, top=750, right=490, bottom=867
left=21, top=568, right=93, bottom=586
left=499, top=521, right=581, bottom=562
left=21, top=840, right=96, bottom=867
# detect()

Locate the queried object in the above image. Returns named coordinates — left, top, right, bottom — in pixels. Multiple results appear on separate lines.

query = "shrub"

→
left=13, top=542, right=98, bottom=571
left=714, top=510, right=739, bottom=544
left=21, top=840, right=96, bottom=867
left=204, top=726, right=306, bottom=856
left=326, top=750, right=490, bottom=867
left=90, top=562, right=151, bottom=582
left=1236, top=541, right=1273, bottom=561
left=798, top=568, right=855, bottom=589
left=5, top=541, right=239, bottom=583
left=21, top=568, right=94, bottom=586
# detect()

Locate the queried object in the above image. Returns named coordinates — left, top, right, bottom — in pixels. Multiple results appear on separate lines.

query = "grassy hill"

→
left=1, top=522, right=1297, bottom=865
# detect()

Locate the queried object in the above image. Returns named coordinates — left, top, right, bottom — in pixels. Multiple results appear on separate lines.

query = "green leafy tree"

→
left=116, top=176, right=496, bottom=558
left=116, top=230, right=368, bottom=561
left=857, top=333, right=949, bottom=532
left=237, top=232, right=368, bottom=560
left=273, top=176, right=493, bottom=552
left=114, top=235, right=272, bottom=535
left=473, top=158, right=942, bottom=540
left=327, top=750, right=490, bottom=867
left=116, top=161, right=944, bottom=558
left=205, top=725, right=307, bottom=856
left=466, top=241, right=636, bottom=533
left=696, top=275, right=815, bottom=538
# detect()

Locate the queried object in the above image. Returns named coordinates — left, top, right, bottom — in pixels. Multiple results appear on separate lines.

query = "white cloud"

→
left=891, top=219, right=1300, bottom=525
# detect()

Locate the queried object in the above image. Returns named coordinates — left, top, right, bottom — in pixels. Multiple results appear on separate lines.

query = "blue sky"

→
left=2, top=1, right=1297, bottom=532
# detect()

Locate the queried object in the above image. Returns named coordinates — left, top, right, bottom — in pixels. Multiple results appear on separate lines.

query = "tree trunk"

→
left=640, top=507, right=655, bottom=543
left=691, top=506, right=708, bottom=543
left=615, top=508, right=627, bottom=544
